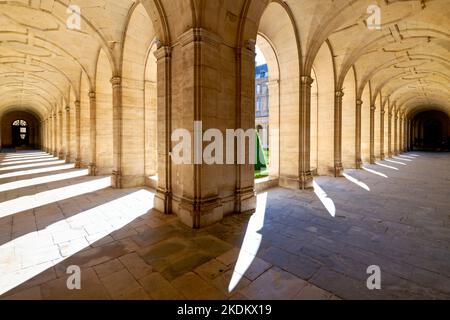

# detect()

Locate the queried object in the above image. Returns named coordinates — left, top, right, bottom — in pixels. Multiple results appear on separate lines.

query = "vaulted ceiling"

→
left=0, top=0, right=448, bottom=121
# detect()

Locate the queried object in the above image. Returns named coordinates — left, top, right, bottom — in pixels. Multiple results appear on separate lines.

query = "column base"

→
left=356, top=159, right=363, bottom=169
left=370, top=156, right=376, bottom=164
left=75, top=158, right=82, bottom=169
left=89, top=163, right=97, bottom=176
left=380, top=153, right=385, bottom=160
left=179, top=196, right=224, bottom=229
left=334, top=162, right=344, bottom=177
left=300, top=171, right=314, bottom=189
left=58, top=151, right=65, bottom=160
left=53, top=151, right=58, bottom=157
left=112, top=170, right=122, bottom=189
left=154, top=189, right=172, bottom=215
left=65, top=153, right=71, bottom=163
left=234, top=186, right=257, bottom=214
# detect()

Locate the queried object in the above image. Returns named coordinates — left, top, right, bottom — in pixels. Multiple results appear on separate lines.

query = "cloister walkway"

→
left=0, top=151, right=449, bottom=299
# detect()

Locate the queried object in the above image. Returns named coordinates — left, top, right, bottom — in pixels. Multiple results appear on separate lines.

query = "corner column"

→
left=370, top=104, right=376, bottom=164
left=88, top=91, right=97, bottom=176
left=154, top=46, right=173, bottom=214
left=65, top=106, right=71, bottom=162
left=334, top=90, right=344, bottom=176
left=75, top=100, right=82, bottom=168
left=355, top=99, right=363, bottom=168
left=111, top=76, right=123, bottom=188
left=299, top=76, right=314, bottom=187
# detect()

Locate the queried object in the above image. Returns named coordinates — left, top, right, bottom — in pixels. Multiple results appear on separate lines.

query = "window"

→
left=20, top=127, right=27, bottom=133
left=13, top=120, right=27, bottom=126
left=256, top=98, right=261, bottom=111
left=256, top=84, right=261, bottom=94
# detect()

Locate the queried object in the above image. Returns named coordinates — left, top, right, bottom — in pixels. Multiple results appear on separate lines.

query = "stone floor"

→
left=0, top=151, right=449, bottom=300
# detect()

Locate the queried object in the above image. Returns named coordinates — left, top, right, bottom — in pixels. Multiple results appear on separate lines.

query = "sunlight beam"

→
left=362, top=166, right=389, bottom=178
left=385, top=159, right=407, bottom=166
left=228, top=192, right=268, bottom=293
left=0, top=160, right=66, bottom=172
left=0, top=177, right=112, bottom=218
left=0, top=189, right=154, bottom=296
left=0, top=164, right=75, bottom=179
left=393, top=156, right=412, bottom=162
left=343, top=173, right=371, bottom=191
left=313, top=180, right=336, bottom=217
left=0, top=157, right=59, bottom=167
left=0, top=169, right=89, bottom=193
left=375, top=162, right=399, bottom=170
left=1, top=156, right=55, bottom=163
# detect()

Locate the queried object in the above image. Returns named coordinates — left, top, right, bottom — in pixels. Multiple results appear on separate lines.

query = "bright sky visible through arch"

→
left=255, top=45, right=266, bottom=66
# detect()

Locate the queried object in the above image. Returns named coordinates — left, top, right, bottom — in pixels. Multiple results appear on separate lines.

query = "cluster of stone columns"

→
left=38, top=26, right=412, bottom=229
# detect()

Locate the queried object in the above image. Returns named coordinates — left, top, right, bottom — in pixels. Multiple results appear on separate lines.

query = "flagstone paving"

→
left=0, top=151, right=449, bottom=300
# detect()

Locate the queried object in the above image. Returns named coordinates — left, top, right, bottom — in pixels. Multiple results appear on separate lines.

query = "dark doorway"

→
left=424, top=119, right=441, bottom=148
left=12, top=120, right=29, bottom=147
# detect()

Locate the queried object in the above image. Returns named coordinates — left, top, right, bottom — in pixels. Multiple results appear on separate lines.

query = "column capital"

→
left=381, top=110, right=386, bottom=115
left=356, top=99, right=363, bottom=106
left=335, top=90, right=344, bottom=98
left=154, top=45, right=172, bottom=60
left=74, top=100, right=81, bottom=108
left=110, top=76, right=122, bottom=88
left=370, top=105, right=376, bottom=111
left=58, top=110, right=63, bottom=116
left=88, top=91, right=96, bottom=99
left=179, top=28, right=222, bottom=48
left=65, top=105, right=70, bottom=112
left=300, top=75, right=314, bottom=86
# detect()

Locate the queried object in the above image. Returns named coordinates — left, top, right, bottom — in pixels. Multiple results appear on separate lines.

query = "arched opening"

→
left=342, top=68, right=357, bottom=168
left=1, top=111, right=41, bottom=151
left=12, top=120, right=29, bottom=147
left=121, top=2, right=158, bottom=188
left=411, top=110, right=450, bottom=151
left=256, top=2, right=298, bottom=187
left=312, top=42, right=335, bottom=175
left=254, top=46, right=270, bottom=179
left=95, top=49, right=114, bottom=175
left=361, top=84, right=371, bottom=163
left=144, top=43, right=158, bottom=187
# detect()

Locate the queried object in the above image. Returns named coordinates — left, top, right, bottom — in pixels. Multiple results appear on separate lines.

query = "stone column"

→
left=394, top=110, right=399, bottom=155
left=355, top=99, right=363, bottom=169
left=268, top=80, right=280, bottom=178
left=334, top=90, right=344, bottom=176
left=75, top=100, right=82, bottom=168
left=154, top=45, right=172, bottom=214
left=400, top=114, right=404, bottom=152
left=233, top=38, right=257, bottom=217
left=88, top=91, right=97, bottom=176
left=65, top=105, right=71, bottom=162
left=58, top=110, right=64, bottom=159
left=388, top=109, right=392, bottom=158
left=52, top=111, right=57, bottom=157
left=370, top=104, right=376, bottom=164
left=380, top=109, right=385, bottom=160
left=299, top=76, right=314, bottom=187
left=111, top=76, right=123, bottom=188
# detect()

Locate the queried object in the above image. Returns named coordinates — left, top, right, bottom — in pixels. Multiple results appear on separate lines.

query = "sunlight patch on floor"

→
left=393, top=156, right=412, bottom=162
left=0, top=160, right=66, bottom=172
left=0, top=164, right=75, bottom=179
left=313, top=180, right=336, bottom=217
left=0, top=177, right=112, bottom=218
left=228, top=192, right=268, bottom=293
left=375, top=162, right=399, bottom=170
left=0, top=169, right=89, bottom=193
left=343, top=173, right=371, bottom=191
left=0, top=189, right=154, bottom=296
left=362, top=166, right=389, bottom=178
left=385, top=159, right=407, bottom=166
